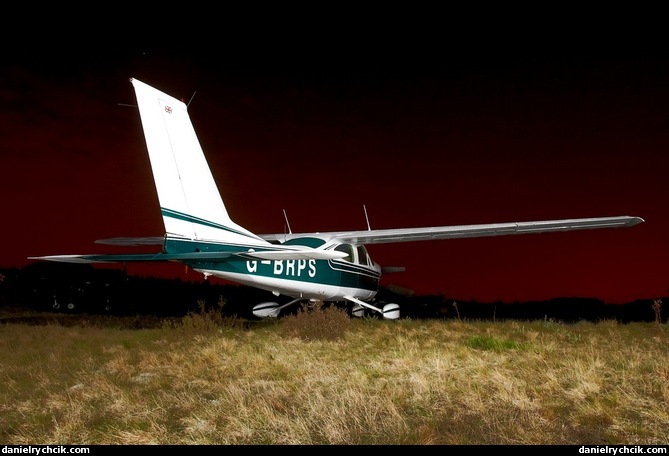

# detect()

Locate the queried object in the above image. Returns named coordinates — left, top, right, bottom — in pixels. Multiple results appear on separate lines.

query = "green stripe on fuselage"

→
left=161, top=207, right=258, bottom=239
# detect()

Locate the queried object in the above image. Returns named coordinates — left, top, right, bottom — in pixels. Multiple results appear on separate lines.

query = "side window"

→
left=334, top=244, right=355, bottom=262
left=357, top=246, right=370, bottom=266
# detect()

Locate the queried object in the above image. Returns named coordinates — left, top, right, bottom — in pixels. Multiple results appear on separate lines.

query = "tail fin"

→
left=130, top=78, right=266, bottom=246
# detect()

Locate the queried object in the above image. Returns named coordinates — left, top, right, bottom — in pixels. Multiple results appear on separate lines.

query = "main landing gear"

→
left=252, top=297, right=400, bottom=319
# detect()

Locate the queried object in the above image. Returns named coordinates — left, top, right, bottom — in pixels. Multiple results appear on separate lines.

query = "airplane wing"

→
left=261, top=215, right=644, bottom=245
left=99, top=216, right=644, bottom=248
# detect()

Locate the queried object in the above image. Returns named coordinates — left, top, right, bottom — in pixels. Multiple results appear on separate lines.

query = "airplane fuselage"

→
left=165, top=235, right=381, bottom=301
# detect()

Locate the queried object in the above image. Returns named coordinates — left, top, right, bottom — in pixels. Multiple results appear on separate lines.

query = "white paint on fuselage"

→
left=195, top=268, right=377, bottom=301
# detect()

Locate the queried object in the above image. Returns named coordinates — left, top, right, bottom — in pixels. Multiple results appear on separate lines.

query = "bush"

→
left=281, top=301, right=352, bottom=341
left=165, top=297, right=247, bottom=335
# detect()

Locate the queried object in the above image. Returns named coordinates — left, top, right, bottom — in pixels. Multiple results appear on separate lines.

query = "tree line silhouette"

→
left=0, top=263, right=664, bottom=323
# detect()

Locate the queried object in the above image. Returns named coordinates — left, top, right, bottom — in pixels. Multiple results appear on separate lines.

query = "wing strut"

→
left=344, top=295, right=400, bottom=320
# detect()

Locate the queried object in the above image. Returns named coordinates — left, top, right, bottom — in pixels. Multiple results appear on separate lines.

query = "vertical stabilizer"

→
left=130, top=78, right=266, bottom=246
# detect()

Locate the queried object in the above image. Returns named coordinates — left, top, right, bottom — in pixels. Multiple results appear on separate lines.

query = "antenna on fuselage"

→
left=363, top=205, right=371, bottom=231
left=283, top=209, right=292, bottom=234
left=186, top=91, right=197, bottom=108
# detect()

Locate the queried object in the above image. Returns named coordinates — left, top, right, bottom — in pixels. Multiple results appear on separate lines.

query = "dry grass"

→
left=0, top=309, right=667, bottom=445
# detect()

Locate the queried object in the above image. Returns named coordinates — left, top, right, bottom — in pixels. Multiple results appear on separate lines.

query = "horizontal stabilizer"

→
left=28, top=252, right=234, bottom=264
left=28, top=247, right=348, bottom=264
left=28, top=254, right=165, bottom=264
left=95, top=237, right=164, bottom=246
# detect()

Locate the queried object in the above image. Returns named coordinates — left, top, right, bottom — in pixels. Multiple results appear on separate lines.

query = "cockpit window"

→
left=334, top=244, right=355, bottom=262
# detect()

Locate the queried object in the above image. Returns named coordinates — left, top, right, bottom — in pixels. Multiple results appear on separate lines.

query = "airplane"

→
left=29, top=78, right=645, bottom=319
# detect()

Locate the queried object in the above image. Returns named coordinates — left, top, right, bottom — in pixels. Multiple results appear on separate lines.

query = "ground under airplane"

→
left=29, top=78, right=644, bottom=319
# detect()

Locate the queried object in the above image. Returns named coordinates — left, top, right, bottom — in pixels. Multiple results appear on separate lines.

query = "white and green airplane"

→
left=30, top=78, right=644, bottom=319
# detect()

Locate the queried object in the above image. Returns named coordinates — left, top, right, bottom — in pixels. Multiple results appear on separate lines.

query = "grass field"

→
left=1, top=304, right=667, bottom=445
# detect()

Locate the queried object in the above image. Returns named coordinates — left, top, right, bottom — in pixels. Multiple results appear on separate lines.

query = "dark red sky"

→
left=3, top=44, right=668, bottom=304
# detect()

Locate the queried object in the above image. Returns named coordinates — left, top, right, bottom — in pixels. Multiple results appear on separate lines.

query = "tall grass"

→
left=0, top=308, right=667, bottom=444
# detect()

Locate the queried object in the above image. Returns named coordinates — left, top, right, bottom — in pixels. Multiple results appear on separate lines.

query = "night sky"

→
left=3, top=43, right=668, bottom=304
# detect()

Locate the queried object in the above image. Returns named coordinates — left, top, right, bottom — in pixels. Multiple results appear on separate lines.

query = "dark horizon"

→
left=3, top=45, right=668, bottom=305
left=1, top=263, right=664, bottom=324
